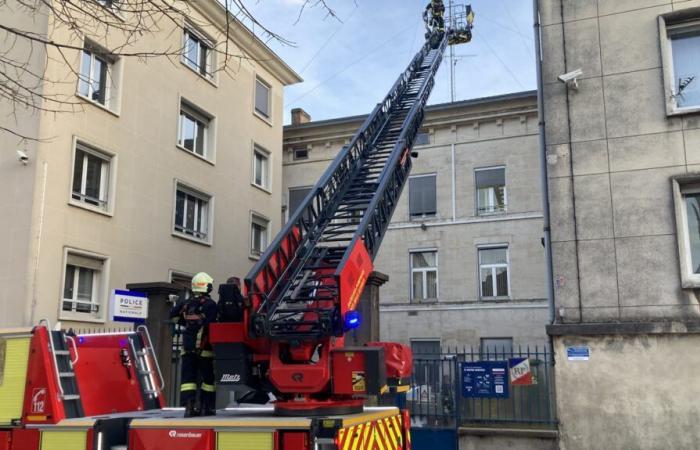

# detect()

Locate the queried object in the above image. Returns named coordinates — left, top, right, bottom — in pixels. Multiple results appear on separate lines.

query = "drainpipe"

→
left=451, top=143, right=457, bottom=221
left=533, top=0, right=556, bottom=325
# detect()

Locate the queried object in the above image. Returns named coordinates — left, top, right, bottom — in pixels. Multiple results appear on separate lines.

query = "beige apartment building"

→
left=0, top=0, right=300, bottom=328
left=284, top=92, right=549, bottom=352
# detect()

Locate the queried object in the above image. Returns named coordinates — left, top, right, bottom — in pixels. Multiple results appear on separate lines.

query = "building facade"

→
left=0, top=0, right=300, bottom=329
left=284, top=92, right=549, bottom=352
left=540, top=0, right=700, bottom=447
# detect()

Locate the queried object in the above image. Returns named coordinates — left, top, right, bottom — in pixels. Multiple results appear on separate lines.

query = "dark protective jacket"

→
left=170, top=294, right=218, bottom=353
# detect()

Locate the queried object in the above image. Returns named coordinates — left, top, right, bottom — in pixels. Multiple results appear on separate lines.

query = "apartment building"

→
left=539, top=0, right=700, bottom=447
left=0, top=0, right=301, bottom=328
left=284, top=92, right=549, bottom=352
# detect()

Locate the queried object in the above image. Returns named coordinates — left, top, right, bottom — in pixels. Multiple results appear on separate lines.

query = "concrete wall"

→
left=541, top=0, right=700, bottom=323
left=1, top=0, right=299, bottom=327
left=552, top=332, right=700, bottom=450
left=459, top=430, right=557, bottom=450
left=0, top=0, right=49, bottom=326
left=284, top=93, right=550, bottom=348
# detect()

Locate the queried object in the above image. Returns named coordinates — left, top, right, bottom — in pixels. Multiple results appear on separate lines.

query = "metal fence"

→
left=385, top=345, right=557, bottom=430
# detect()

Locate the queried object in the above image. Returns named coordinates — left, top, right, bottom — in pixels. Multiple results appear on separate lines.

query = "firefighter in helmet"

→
left=170, top=272, right=218, bottom=417
left=423, top=0, right=446, bottom=33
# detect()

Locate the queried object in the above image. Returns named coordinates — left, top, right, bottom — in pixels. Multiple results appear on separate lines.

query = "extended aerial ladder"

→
left=210, top=5, right=476, bottom=417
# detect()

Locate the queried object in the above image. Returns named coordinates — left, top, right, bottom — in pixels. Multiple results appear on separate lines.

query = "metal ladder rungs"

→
left=54, top=350, right=70, bottom=356
left=62, top=394, right=81, bottom=401
left=58, top=372, right=75, bottom=378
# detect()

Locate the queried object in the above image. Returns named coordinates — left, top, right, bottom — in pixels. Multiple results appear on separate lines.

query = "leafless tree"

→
left=0, top=0, right=340, bottom=142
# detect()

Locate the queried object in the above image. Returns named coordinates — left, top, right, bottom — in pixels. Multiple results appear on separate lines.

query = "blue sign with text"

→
left=461, top=361, right=509, bottom=398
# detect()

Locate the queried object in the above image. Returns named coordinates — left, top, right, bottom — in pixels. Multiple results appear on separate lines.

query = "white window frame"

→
left=409, top=173, right=437, bottom=219
left=68, top=139, right=116, bottom=215
left=177, top=98, right=215, bottom=162
left=478, top=245, right=511, bottom=300
left=673, top=177, right=700, bottom=288
left=172, top=181, right=213, bottom=245
left=181, top=26, right=215, bottom=81
left=59, top=248, right=109, bottom=323
left=409, top=249, right=439, bottom=302
left=250, top=212, right=270, bottom=259
left=475, top=166, right=507, bottom=215
left=77, top=41, right=121, bottom=114
left=254, top=76, right=272, bottom=123
left=660, top=10, right=700, bottom=116
left=252, top=144, right=271, bottom=192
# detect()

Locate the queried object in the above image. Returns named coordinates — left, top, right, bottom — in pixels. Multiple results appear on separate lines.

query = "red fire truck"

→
left=0, top=7, right=473, bottom=449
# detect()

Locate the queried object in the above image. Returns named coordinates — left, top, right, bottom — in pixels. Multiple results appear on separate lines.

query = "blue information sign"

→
left=461, top=361, right=509, bottom=398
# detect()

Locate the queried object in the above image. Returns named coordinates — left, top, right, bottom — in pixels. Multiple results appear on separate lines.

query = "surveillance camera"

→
left=16, top=150, right=29, bottom=165
left=558, top=68, right=583, bottom=90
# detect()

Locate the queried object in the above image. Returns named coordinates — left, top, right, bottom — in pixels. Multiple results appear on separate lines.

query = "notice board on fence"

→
left=461, top=361, right=509, bottom=398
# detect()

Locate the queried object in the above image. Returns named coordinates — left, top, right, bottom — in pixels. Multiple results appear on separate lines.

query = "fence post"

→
left=453, top=355, right=461, bottom=431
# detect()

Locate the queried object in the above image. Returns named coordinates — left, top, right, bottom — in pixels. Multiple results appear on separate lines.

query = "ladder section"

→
left=129, top=327, right=164, bottom=410
left=246, top=33, right=449, bottom=341
left=48, top=330, right=84, bottom=418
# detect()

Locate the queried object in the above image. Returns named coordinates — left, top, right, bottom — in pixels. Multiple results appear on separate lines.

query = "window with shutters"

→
left=60, top=250, right=108, bottom=321
left=173, top=182, right=212, bottom=244
left=254, top=77, right=272, bottom=120
left=409, top=174, right=437, bottom=219
left=410, top=250, right=438, bottom=302
left=287, top=187, right=312, bottom=222
left=70, top=141, right=114, bottom=214
left=182, top=27, right=213, bottom=79
left=77, top=41, right=120, bottom=112
left=251, top=213, right=269, bottom=258
left=478, top=246, right=510, bottom=299
left=178, top=99, right=214, bottom=160
left=475, top=166, right=506, bottom=215
left=252, top=145, right=271, bottom=191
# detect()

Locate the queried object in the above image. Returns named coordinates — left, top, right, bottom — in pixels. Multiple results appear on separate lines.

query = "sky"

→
left=241, top=0, right=536, bottom=124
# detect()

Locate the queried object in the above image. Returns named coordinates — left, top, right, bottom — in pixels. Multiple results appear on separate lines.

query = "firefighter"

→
left=423, top=0, right=445, bottom=33
left=170, top=272, right=218, bottom=417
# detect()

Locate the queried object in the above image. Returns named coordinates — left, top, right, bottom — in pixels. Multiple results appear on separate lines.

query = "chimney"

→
left=291, top=108, right=311, bottom=126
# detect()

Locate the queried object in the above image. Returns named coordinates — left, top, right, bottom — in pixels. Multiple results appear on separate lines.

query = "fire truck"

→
left=0, top=7, right=473, bottom=450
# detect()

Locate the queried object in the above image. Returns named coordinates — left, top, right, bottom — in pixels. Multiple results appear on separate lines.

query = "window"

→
left=71, top=143, right=111, bottom=211
left=61, top=252, right=106, bottom=319
left=409, top=174, right=437, bottom=218
left=478, top=246, right=509, bottom=299
left=255, top=77, right=271, bottom=119
left=174, top=183, right=211, bottom=242
left=288, top=187, right=312, bottom=220
left=252, top=146, right=270, bottom=190
left=178, top=101, right=212, bottom=158
left=293, top=147, right=309, bottom=160
left=78, top=44, right=114, bottom=107
left=410, top=251, right=438, bottom=302
left=182, top=28, right=212, bottom=78
left=673, top=178, right=700, bottom=287
left=476, top=167, right=506, bottom=215
left=415, top=131, right=430, bottom=146
left=251, top=214, right=269, bottom=257
left=480, top=337, right=513, bottom=360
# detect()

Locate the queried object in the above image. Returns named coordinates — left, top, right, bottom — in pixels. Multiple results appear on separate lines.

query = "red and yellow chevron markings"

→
left=337, top=414, right=405, bottom=450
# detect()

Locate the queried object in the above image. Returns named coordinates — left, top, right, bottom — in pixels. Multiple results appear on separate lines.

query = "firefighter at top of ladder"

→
left=423, top=0, right=446, bottom=33
left=170, top=271, right=218, bottom=417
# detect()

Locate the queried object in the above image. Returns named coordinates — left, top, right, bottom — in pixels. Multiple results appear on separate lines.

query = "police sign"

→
left=111, top=290, right=148, bottom=323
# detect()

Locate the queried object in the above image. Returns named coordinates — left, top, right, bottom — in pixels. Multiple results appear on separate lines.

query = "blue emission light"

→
left=344, top=311, right=361, bottom=330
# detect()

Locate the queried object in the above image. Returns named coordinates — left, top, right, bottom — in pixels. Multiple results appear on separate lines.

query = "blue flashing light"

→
left=78, top=336, right=85, bottom=344
left=344, top=311, right=361, bottom=330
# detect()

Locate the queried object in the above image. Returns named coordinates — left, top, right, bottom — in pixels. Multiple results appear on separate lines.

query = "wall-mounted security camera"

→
left=558, top=68, right=583, bottom=90
left=16, top=150, right=29, bottom=165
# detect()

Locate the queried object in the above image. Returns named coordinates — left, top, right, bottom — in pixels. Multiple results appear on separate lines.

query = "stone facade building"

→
left=284, top=92, right=549, bottom=352
left=539, top=0, right=700, bottom=447
left=0, top=0, right=300, bottom=328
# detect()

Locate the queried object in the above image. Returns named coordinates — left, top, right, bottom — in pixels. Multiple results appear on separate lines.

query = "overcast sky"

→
left=242, top=0, right=536, bottom=124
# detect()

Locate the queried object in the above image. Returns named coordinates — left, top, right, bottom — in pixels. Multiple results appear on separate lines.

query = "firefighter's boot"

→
left=200, top=392, right=216, bottom=416
left=184, top=397, right=199, bottom=418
